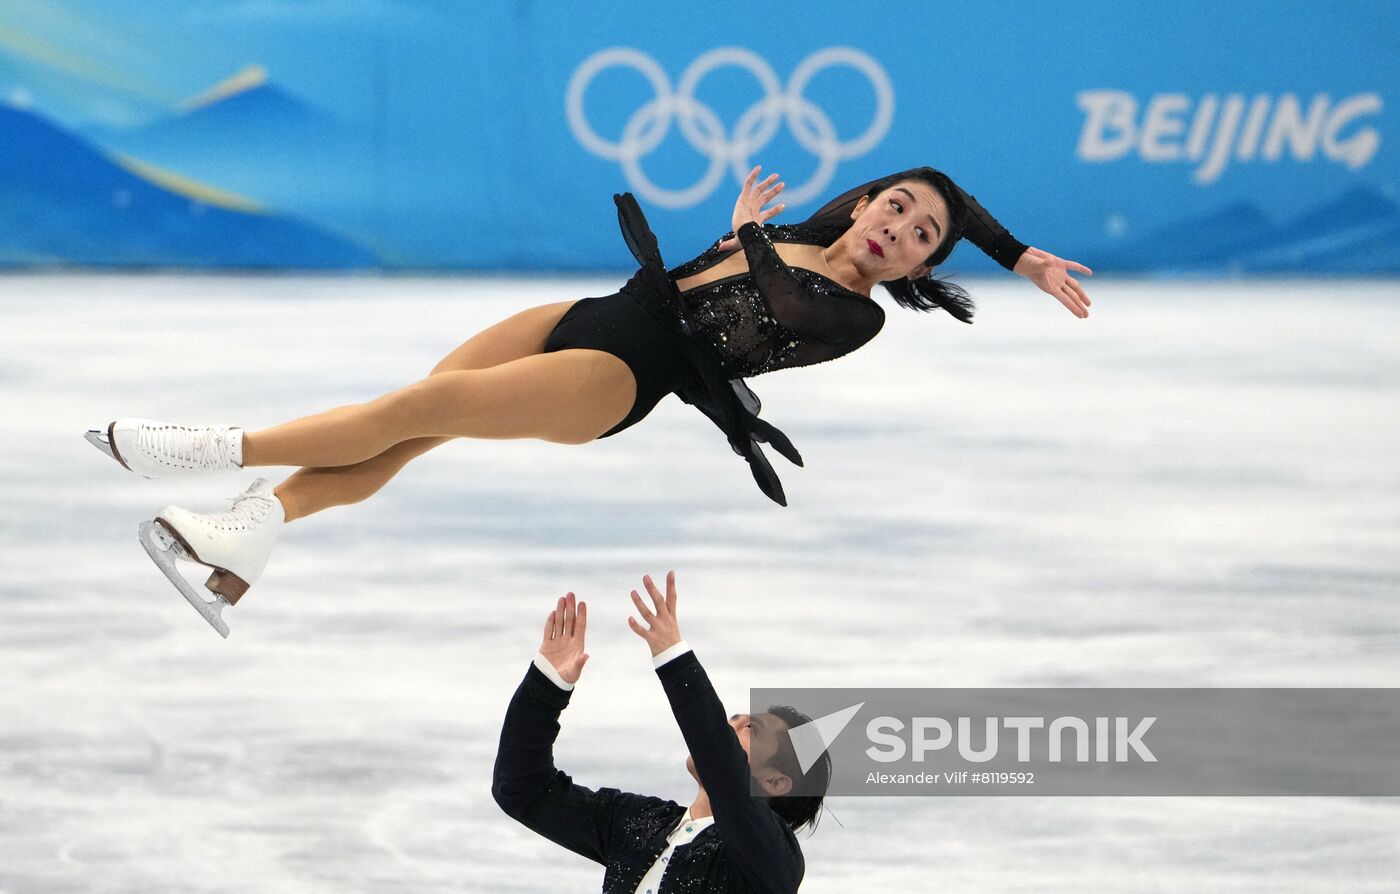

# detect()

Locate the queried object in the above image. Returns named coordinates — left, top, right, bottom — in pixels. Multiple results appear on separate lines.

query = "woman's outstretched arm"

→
left=953, top=181, right=1094, bottom=318
left=717, top=166, right=1093, bottom=318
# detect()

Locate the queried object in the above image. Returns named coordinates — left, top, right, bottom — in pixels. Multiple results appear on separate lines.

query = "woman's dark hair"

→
left=762, top=704, right=833, bottom=834
left=863, top=167, right=975, bottom=322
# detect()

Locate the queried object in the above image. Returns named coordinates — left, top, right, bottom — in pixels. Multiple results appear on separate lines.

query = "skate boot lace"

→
left=140, top=424, right=233, bottom=472
left=218, top=488, right=274, bottom=530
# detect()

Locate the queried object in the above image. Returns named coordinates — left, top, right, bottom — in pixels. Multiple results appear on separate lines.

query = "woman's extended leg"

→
left=257, top=301, right=638, bottom=521
left=244, top=350, right=634, bottom=460
left=272, top=435, right=451, bottom=523
left=270, top=300, right=575, bottom=521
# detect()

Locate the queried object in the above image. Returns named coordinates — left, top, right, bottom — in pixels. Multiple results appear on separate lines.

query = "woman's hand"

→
left=627, top=571, right=682, bottom=657
left=716, top=166, right=786, bottom=252
left=539, top=593, right=589, bottom=684
left=1013, top=247, right=1094, bottom=318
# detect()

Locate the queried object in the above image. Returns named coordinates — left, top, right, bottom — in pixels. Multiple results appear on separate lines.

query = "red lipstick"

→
left=867, top=239, right=884, bottom=258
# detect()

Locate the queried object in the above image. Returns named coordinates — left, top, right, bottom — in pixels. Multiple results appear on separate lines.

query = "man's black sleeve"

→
left=657, top=650, right=803, bottom=894
left=492, top=663, right=662, bottom=865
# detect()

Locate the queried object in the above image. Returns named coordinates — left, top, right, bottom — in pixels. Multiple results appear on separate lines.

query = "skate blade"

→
left=85, top=429, right=117, bottom=462
left=139, top=520, right=231, bottom=638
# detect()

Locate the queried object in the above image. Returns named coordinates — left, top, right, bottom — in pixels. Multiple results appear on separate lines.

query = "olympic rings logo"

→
left=566, top=47, right=895, bottom=208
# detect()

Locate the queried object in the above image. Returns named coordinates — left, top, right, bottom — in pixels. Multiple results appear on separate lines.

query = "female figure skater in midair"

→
left=89, top=166, right=1092, bottom=635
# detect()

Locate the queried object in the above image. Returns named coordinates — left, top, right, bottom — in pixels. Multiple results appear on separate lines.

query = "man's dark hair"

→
left=762, top=704, right=833, bottom=834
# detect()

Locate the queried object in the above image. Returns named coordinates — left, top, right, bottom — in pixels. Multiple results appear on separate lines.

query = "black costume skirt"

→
left=537, top=192, right=802, bottom=505
left=542, top=293, right=691, bottom=438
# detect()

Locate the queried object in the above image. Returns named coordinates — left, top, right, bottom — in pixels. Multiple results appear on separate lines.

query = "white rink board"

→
left=1, top=274, right=1398, bottom=893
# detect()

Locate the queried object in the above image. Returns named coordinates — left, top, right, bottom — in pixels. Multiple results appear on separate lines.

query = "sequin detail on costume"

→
left=682, top=275, right=801, bottom=377
left=668, top=222, right=884, bottom=379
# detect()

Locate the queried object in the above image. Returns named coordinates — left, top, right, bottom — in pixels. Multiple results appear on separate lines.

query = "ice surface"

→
left=1, top=273, right=1398, bottom=892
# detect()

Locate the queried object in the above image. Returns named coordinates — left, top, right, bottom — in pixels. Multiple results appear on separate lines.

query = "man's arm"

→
left=630, top=575, right=803, bottom=894
left=656, top=649, right=803, bottom=894
left=492, top=593, right=659, bottom=866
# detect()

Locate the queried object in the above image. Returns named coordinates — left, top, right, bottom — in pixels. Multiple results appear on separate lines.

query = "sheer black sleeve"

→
left=949, top=181, right=1029, bottom=271
left=736, top=221, right=881, bottom=349
left=491, top=664, right=666, bottom=866
left=657, top=650, right=803, bottom=894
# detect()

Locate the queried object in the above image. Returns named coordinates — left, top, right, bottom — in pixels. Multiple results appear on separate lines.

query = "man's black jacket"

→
left=491, top=650, right=804, bottom=893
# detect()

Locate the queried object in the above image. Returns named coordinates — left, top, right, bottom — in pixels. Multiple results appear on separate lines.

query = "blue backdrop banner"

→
left=0, top=1, right=1395, bottom=272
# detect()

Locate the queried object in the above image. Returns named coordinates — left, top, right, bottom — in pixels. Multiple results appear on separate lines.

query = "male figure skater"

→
left=492, top=572, right=831, bottom=893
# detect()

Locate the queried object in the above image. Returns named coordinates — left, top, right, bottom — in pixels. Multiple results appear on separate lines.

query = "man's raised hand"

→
left=540, top=593, right=589, bottom=684
left=627, top=571, right=682, bottom=657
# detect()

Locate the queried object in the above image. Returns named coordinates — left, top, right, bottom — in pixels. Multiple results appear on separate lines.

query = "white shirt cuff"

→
left=533, top=652, right=575, bottom=691
left=652, top=640, right=693, bottom=669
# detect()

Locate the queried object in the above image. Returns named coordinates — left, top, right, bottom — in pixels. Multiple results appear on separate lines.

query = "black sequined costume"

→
left=492, top=650, right=804, bottom=894
left=543, top=170, right=1028, bottom=505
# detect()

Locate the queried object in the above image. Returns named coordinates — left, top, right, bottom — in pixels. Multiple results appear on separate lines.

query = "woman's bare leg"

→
left=273, top=436, right=452, bottom=523
left=245, top=349, right=633, bottom=458
left=266, top=300, right=631, bottom=522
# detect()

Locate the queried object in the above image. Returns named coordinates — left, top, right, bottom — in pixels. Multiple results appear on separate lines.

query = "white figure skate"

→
left=86, top=418, right=243, bottom=479
left=140, top=478, right=284, bottom=638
